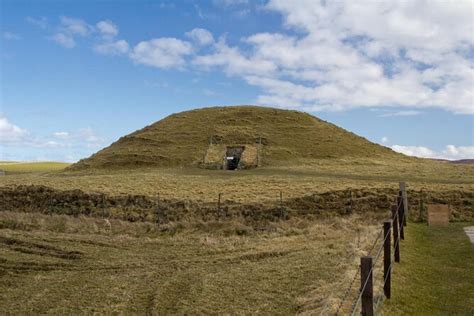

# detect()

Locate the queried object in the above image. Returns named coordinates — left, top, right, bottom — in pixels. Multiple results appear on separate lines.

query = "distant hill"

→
left=433, top=159, right=474, bottom=165
left=454, top=159, right=474, bottom=164
left=69, top=105, right=405, bottom=170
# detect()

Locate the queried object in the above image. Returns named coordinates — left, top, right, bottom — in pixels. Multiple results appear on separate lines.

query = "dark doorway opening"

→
left=225, top=146, right=244, bottom=170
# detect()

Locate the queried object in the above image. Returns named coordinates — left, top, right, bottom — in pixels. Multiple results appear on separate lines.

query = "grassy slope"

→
left=382, top=223, right=474, bottom=315
left=0, top=212, right=379, bottom=314
left=0, top=162, right=70, bottom=173
left=70, top=105, right=401, bottom=170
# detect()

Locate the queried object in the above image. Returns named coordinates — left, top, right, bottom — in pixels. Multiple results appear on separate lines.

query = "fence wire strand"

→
left=367, top=228, right=384, bottom=257
left=346, top=192, right=404, bottom=316
left=334, top=267, right=360, bottom=315
left=374, top=242, right=398, bottom=314
left=374, top=228, right=391, bottom=266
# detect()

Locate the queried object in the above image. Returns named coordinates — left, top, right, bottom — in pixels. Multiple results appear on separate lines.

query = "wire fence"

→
left=335, top=183, right=407, bottom=315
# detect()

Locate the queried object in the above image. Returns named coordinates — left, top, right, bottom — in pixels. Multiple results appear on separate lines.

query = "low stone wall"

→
left=239, top=145, right=260, bottom=169
left=202, top=144, right=226, bottom=169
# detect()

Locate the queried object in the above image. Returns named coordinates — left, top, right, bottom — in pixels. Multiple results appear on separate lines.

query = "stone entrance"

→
left=202, top=144, right=260, bottom=170
left=225, top=147, right=244, bottom=170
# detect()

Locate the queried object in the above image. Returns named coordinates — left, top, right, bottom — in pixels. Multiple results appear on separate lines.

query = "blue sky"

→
left=1, top=0, right=473, bottom=162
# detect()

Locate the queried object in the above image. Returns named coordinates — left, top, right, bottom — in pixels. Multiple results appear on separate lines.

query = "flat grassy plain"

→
left=0, top=162, right=70, bottom=173
left=0, top=158, right=472, bottom=204
left=382, top=223, right=474, bottom=315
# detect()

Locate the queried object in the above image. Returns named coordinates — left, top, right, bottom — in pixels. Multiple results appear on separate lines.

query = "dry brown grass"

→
left=0, top=211, right=382, bottom=314
left=1, top=158, right=472, bottom=204
left=0, top=157, right=472, bottom=314
left=69, top=106, right=402, bottom=170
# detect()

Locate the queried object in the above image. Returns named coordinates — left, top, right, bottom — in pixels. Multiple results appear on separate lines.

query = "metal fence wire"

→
left=335, top=190, right=405, bottom=315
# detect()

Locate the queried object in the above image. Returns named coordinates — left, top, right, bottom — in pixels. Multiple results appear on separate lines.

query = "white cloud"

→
left=193, top=39, right=277, bottom=76
left=52, top=129, right=102, bottom=145
left=0, top=119, right=105, bottom=162
left=26, top=16, right=48, bottom=29
left=96, top=20, right=118, bottom=37
left=93, top=40, right=129, bottom=55
left=442, top=145, right=474, bottom=160
left=51, top=33, right=75, bottom=48
left=0, top=117, right=28, bottom=144
left=78, top=127, right=104, bottom=147
left=59, top=16, right=91, bottom=36
left=36, top=141, right=70, bottom=148
left=3, top=32, right=21, bottom=40
left=381, top=136, right=389, bottom=144
left=186, top=28, right=214, bottom=46
left=45, top=16, right=92, bottom=49
left=380, top=110, right=422, bottom=117
left=53, top=131, right=70, bottom=139
left=191, top=0, right=474, bottom=114
left=92, top=19, right=129, bottom=55
left=0, top=115, right=108, bottom=162
left=0, top=117, right=72, bottom=148
left=30, top=5, right=474, bottom=115
left=130, top=38, right=193, bottom=69
left=391, top=145, right=437, bottom=158
left=392, top=145, right=474, bottom=160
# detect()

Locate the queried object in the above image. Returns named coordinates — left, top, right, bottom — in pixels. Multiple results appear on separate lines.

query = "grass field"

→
left=0, top=158, right=472, bottom=203
left=0, top=159, right=472, bottom=314
left=382, top=222, right=474, bottom=315
left=0, top=162, right=70, bottom=173
left=0, top=212, right=380, bottom=314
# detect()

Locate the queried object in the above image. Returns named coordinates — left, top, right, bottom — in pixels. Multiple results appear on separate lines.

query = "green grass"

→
left=0, top=162, right=70, bottom=173
left=382, top=222, right=474, bottom=315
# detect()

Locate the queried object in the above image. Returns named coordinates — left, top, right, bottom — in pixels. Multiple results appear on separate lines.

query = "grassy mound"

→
left=69, top=105, right=403, bottom=170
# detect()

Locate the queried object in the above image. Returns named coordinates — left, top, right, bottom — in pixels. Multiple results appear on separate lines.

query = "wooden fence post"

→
left=218, top=193, right=222, bottom=213
left=397, top=194, right=405, bottom=240
left=383, top=221, right=392, bottom=299
left=360, top=256, right=374, bottom=316
left=391, top=204, right=400, bottom=263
